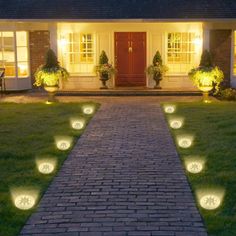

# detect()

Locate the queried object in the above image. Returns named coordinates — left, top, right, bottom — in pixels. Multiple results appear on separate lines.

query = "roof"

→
left=0, top=0, right=236, bottom=20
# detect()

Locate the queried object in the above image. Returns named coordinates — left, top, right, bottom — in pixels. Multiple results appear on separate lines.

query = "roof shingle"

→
left=0, top=0, right=236, bottom=20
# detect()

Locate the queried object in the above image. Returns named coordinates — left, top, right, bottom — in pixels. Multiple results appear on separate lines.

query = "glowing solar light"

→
left=169, top=117, right=184, bottom=129
left=45, top=101, right=53, bottom=105
left=11, top=188, right=39, bottom=211
left=200, top=194, right=221, bottom=210
left=57, top=140, right=70, bottom=150
left=164, top=105, right=176, bottom=114
left=14, top=194, right=36, bottom=210
left=196, top=188, right=225, bottom=211
left=70, top=118, right=85, bottom=130
left=186, top=161, right=203, bottom=174
left=82, top=105, right=94, bottom=115
left=38, top=162, right=55, bottom=174
left=36, top=156, right=57, bottom=175
left=55, top=136, right=73, bottom=151
left=178, top=137, right=193, bottom=148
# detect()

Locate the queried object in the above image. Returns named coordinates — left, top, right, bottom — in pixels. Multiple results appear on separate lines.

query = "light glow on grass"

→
left=197, top=188, right=225, bottom=210
left=169, top=117, right=184, bottom=129
left=164, top=104, right=176, bottom=114
left=82, top=105, right=95, bottom=115
left=184, top=156, right=206, bottom=174
left=177, top=135, right=194, bottom=149
left=45, top=101, right=53, bottom=105
left=11, top=188, right=39, bottom=210
left=36, top=157, right=57, bottom=174
left=55, top=136, right=73, bottom=151
left=70, top=118, right=85, bottom=130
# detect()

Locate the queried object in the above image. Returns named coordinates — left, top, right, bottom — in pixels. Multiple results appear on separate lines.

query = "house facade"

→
left=0, top=0, right=235, bottom=91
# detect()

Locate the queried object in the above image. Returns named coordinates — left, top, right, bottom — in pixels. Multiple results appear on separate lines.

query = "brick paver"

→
left=20, top=98, right=207, bottom=236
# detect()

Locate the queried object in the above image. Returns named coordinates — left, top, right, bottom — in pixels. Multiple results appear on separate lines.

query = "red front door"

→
left=115, top=32, right=146, bottom=86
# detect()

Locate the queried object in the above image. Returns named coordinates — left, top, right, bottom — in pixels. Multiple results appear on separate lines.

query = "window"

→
left=64, top=33, right=95, bottom=75
left=234, top=31, right=236, bottom=75
left=167, top=32, right=195, bottom=74
left=0, top=31, right=29, bottom=78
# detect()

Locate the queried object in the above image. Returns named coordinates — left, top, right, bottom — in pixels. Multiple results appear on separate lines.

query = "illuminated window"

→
left=0, top=32, right=15, bottom=77
left=68, top=33, right=94, bottom=63
left=167, top=32, right=195, bottom=74
left=64, top=33, right=95, bottom=75
left=0, top=31, right=29, bottom=78
left=16, top=32, right=29, bottom=77
left=234, top=31, right=236, bottom=75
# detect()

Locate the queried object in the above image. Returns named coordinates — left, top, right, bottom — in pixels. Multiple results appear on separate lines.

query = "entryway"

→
left=115, top=32, right=146, bottom=87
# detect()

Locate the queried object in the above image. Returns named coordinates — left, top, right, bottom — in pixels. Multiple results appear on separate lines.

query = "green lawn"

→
left=0, top=102, right=98, bottom=236
left=164, top=102, right=236, bottom=236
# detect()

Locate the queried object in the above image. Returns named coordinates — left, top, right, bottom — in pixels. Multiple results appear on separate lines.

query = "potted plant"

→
left=95, top=50, right=116, bottom=89
left=188, top=50, right=224, bottom=102
left=34, top=49, right=69, bottom=102
left=146, top=51, right=168, bottom=89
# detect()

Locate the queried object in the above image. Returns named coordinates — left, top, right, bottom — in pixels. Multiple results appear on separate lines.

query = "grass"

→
left=163, top=101, right=236, bottom=236
left=0, top=102, right=98, bottom=236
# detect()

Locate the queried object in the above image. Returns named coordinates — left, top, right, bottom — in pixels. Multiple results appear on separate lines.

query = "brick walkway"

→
left=20, top=98, right=207, bottom=236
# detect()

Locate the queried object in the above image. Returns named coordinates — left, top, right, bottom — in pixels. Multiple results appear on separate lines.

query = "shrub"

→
left=218, top=88, right=236, bottom=101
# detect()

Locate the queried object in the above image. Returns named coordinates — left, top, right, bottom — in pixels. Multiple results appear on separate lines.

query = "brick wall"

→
left=210, top=29, right=232, bottom=87
left=29, top=31, right=50, bottom=85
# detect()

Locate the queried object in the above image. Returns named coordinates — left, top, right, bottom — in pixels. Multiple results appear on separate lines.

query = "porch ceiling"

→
left=0, top=0, right=236, bottom=20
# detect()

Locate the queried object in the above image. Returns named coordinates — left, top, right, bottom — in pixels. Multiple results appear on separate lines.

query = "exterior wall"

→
left=29, top=31, right=50, bottom=85
left=210, top=30, right=231, bottom=87
left=58, top=22, right=203, bottom=90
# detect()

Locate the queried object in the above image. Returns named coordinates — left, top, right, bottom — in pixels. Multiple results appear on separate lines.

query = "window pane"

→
left=16, top=32, right=27, bottom=47
left=18, top=62, right=28, bottom=77
left=5, top=62, right=16, bottom=77
left=17, top=47, right=28, bottom=61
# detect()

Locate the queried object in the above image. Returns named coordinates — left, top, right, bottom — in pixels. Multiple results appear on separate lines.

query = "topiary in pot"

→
left=95, top=50, right=116, bottom=89
left=145, top=51, right=168, bottom=89
left=188, top=50, right=224, bottom=103
left=34, top=49, right=69, bottom=103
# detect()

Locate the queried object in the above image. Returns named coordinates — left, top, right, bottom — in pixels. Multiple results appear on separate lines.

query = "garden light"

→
left=169, top=117, right=184, bottom=129
left=184, top=156, right=205, bottom=174
left=70, top=118, right=85, bottom=130
left=14, top=194, right=36, bottom=210
left=55, top=136, right=73, bottom=151
left=36, top=158, right=56, bottom=174
left=11, top=189, right=38, bottom=210
left=197, top=188, right=225, bottom=210
left=200, top=194, right=221, bottom=210
left=82, top=105, right=94, bottom=115
left=177, top=135, right=194, bottom=148
left=164, top=104, right=176, bottom=114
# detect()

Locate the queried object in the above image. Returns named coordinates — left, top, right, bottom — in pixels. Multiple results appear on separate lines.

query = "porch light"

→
left=58, top=36, right=67, bottom=47
left=197, top=189, right=225, bottom=210
left=193, top=35, right=202, bottom=47
left=55, top=136, right=73, bottom=151
left=185, top=157, right=205, bottom=174
left=36, top=158, right=56, bottom=174
left=177, top=135, right=194, bottom=148
left=70, top=118, right=85, bottom=130
left=169, top=117, right=184, bottom=129
left=164, top=104, right=176, bottom=114
left=82, top=105, right=94, bottom=115
left=11, top=189, right=38, bottom=210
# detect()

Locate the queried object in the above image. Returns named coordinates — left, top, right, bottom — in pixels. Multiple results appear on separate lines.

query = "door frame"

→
left=114, top=32, right=147, bottom=87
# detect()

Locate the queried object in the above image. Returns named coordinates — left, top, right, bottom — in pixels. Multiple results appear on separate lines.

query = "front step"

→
left=57, top=90, right=201, bottom=96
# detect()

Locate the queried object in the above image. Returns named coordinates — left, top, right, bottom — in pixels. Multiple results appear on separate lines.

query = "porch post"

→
left=48, top=23, right=58, bottom=56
